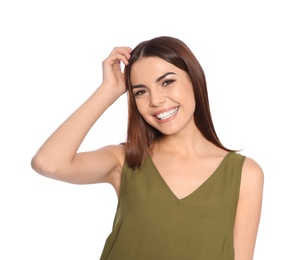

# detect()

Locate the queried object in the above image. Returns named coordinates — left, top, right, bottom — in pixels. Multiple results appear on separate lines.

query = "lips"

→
left=154, top=107, right=179, bottom=120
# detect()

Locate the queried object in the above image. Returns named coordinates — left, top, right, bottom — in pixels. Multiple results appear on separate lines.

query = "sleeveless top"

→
left=100, top=152, right=245, bottom=260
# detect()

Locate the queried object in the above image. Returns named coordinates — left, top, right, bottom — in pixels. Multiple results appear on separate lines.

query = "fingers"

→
left=107, top=47, right=132, bottom=66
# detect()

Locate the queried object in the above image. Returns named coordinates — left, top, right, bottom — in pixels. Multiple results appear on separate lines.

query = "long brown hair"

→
left=124, top=36, right=233, bottom=168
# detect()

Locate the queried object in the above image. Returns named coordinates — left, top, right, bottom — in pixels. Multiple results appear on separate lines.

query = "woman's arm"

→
left=31, top=47, right=132, bottom=189
left=234, top=157, right=264, bottom=260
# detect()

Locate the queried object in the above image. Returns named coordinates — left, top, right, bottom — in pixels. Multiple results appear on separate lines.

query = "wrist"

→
left=96, top=83, right=124, bottom=105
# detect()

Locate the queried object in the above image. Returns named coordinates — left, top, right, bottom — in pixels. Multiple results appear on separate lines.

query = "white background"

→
left=1, top=0, right=293, bottom=259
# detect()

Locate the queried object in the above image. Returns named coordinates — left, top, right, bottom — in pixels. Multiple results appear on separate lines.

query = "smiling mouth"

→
left=155, top=107, right=179, bottom=120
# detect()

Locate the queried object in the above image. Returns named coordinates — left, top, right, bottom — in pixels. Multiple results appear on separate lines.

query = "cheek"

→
left=135, top=100, right=155, bottom=124
left=135, top=100, right=147, bottom=117
left=179, top=86, right=196, bottom=111
left=189, top=94, right=196, bottom=111
left=183, top=83, right=196, bottom=105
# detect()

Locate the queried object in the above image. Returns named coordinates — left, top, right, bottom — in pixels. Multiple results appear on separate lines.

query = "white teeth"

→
left=156, top=107, right=179, bottom=120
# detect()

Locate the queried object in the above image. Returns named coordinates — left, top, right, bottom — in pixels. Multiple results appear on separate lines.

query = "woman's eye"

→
left=134, top=90, right=146, bottom=97
left=162, top=79, right=175, bottom=86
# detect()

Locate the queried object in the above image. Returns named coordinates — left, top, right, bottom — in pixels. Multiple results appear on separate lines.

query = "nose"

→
left=149, top=89, right=166, bottom=107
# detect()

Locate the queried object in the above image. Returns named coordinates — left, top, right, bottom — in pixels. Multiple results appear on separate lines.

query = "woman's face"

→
left=130, top=57, right=196, bottom=136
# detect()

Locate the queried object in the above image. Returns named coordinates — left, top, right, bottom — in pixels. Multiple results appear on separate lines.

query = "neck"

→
left=155, top=125, right=213, bottom=156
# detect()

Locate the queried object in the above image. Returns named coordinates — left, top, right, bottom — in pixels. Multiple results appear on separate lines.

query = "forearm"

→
left=31, top=84, right=121, bottom=175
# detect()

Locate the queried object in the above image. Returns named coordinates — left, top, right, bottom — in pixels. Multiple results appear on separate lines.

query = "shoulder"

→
left=98, top=144, right=126, bottom=168
left=234, top=156, right=264, bottom=258
left=240, top=156, right=264, bottom=194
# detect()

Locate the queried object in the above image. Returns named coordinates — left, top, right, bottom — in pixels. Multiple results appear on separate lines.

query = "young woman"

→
left=31, top=36, right=264, bottom=259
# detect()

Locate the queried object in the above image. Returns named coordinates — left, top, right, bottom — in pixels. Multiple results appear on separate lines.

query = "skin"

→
left=31, top=47, right=264, bottom=260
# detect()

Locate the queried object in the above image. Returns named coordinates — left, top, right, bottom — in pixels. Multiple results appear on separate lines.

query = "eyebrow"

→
left=131, top=72, right=176, bottom=89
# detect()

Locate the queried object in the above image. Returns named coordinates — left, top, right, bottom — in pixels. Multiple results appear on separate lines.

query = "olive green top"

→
left=100, top=152, right=245, bottom=260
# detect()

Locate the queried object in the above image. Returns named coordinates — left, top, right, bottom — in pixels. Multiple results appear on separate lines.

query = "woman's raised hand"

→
left=101, top=47, right=132, bottom=97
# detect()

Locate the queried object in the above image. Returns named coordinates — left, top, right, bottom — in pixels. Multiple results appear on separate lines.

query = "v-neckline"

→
left=149, top=152, right=232, bottom=202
